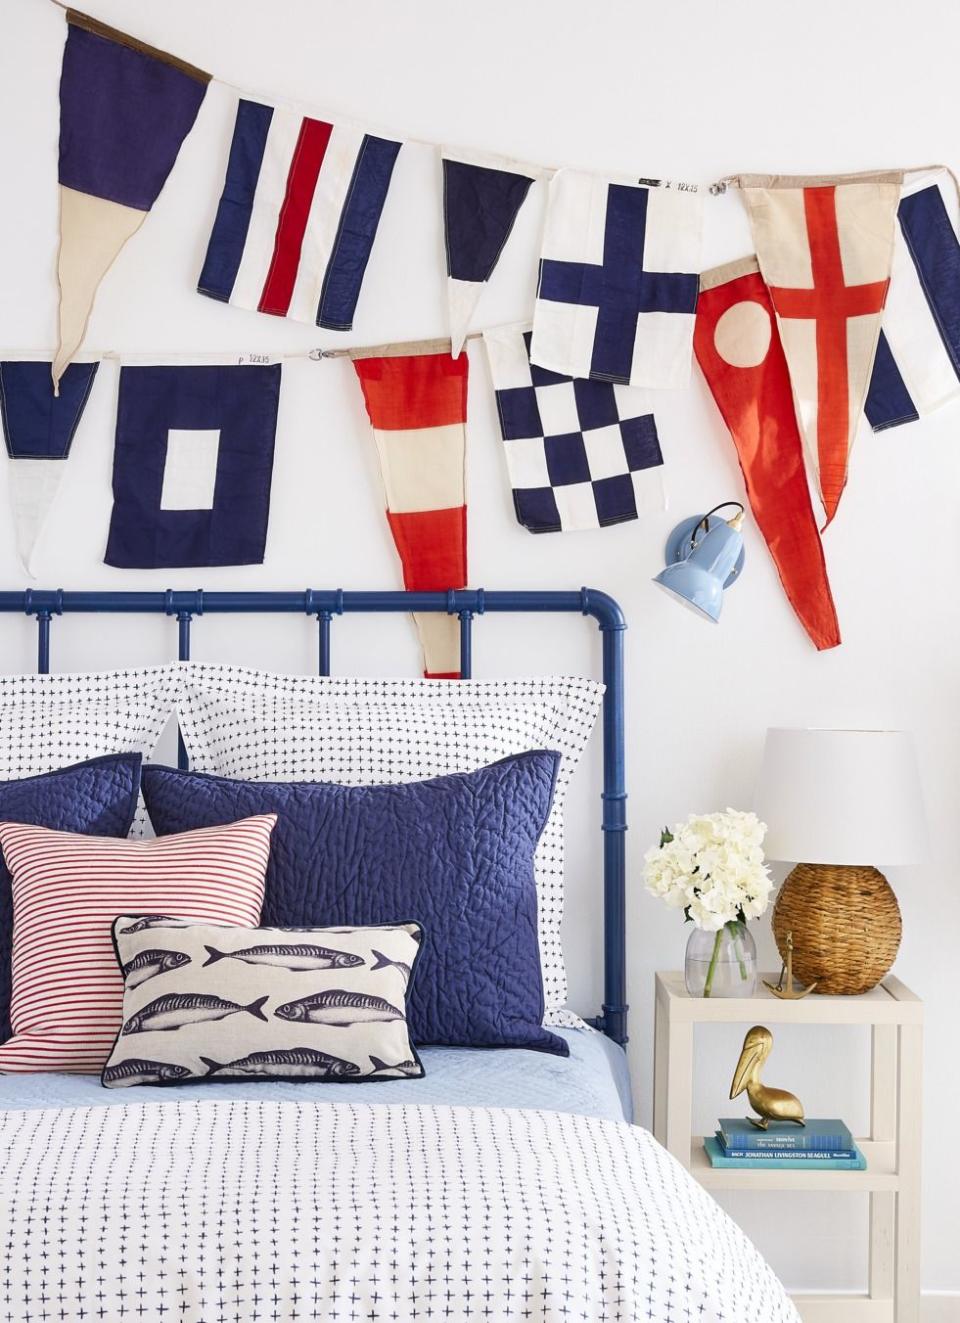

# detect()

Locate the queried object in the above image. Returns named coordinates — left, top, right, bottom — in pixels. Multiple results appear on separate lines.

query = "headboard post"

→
left=582, top=589, right=628, bottom=1046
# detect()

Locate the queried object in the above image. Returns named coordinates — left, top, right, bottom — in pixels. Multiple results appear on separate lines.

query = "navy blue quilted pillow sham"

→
left=142, top=751, right=568, bottom=1055
left=0, top=751, right=143, bottom=1041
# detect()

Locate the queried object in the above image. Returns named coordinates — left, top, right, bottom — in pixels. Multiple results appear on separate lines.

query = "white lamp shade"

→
left=755, top=728, right=925, bottom=866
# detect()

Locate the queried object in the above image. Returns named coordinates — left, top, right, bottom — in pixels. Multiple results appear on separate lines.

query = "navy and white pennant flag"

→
left=199, top=97, right=401, bottom=331
left=0, top=358, right=100, bottom=574
left=104, top=361, right=282, bottom=569
left=530, top=170, right=702, bottom=388
left=483, top=324, right=664, bottom=533
left=865, top=168, right=960, bottom=430
left=441, top=147, right=549, bottom=357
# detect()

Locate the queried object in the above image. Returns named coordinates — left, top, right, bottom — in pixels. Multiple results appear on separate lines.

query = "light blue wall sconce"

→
left=654, top=502, right=746, bottom=623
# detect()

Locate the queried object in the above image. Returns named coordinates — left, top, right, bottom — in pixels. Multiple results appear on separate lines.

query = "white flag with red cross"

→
left=739, top=171, right=902, bottom=526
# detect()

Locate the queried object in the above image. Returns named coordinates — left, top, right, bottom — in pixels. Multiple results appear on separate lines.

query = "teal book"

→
left=718, top=1117, right=853, bottom=1152
left=704, top=1137, right=866, bottom=1170
left=715, top=1133, right=858, bottom=1160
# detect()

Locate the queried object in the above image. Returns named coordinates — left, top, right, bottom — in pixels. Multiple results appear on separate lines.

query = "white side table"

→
left=652, top=971, right=923, bottom=1323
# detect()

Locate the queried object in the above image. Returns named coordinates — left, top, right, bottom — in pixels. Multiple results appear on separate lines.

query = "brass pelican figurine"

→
left=729, top=1025, right=805, bottom=1130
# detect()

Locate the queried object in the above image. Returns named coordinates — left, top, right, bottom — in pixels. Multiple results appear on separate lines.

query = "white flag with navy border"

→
left=865, top=168, right=960, bottom=430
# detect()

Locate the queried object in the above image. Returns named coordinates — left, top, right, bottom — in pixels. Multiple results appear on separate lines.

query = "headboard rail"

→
left=0, top=587, right=628, bottom=1045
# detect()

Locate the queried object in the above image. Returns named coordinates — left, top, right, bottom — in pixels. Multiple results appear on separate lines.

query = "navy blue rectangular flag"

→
left=104, top=362, right=281, bottom=568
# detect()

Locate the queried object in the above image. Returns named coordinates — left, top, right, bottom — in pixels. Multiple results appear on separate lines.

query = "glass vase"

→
left=684, top=921, right=757, bottom=998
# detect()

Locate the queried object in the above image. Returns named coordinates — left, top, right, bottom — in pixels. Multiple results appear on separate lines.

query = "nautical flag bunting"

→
left=483, top=325, right=663, bottom=533
left=350, top=341, right=467, bottom=678
left=104, top=362, right=282, bottom=568
left=530, top=170, right=702, bottom=388
left=694, top=258, right=841, bottom=651
left=199, top=97, right=401, bottom=331
left=739, top=171, right=902, bottom=525
left=54, top=11, right=210, bottom=387
left=442, top=148, right=547, bottom=357
left=865, top=169, right=960, bottom=430
left=0, top=359, right=100, bottom=574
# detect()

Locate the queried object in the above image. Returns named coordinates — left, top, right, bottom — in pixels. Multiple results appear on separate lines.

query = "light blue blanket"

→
left=0, top=1028, right=633, bottom=1122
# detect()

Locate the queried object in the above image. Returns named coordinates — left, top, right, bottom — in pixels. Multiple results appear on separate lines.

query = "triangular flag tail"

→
left=54, top=11, right=210, bottom=385
left=866, top=168, right=960, bottom=430
left=738, top=171, right=902, bottom=526
left=441, top=148, right=542, bottom=356
left=0, top=360, right=100, bottom=574
left=349, top=340, right=468, bottom=678
left=694, top=258, right=841, bottom=652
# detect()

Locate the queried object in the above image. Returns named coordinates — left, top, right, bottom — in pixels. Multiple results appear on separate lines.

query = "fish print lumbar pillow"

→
left=102, top=917, right=425, bottom=1087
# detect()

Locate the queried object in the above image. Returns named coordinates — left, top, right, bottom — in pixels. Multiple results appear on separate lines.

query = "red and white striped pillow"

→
left=0, top=814, right=275, bottom=1074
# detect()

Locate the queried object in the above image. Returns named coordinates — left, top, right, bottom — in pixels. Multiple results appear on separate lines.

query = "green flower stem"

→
left=703, top=927, right=724, bottom=998
left=727, top=921, right=748, bottom=981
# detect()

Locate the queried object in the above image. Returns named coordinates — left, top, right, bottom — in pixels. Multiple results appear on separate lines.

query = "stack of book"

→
left=704, top=1118, right=866, bottom=1169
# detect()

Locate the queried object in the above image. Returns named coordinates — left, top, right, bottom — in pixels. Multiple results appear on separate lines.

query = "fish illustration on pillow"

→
left=274, top=990, right=403, bottom=1026
left=202, top=943, right=364, bottom=972
left=121, top=992, right=269, bottom=1034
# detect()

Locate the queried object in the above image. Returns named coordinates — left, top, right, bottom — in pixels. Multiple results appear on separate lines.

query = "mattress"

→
left=0, top=1027, right=633, bottom=1122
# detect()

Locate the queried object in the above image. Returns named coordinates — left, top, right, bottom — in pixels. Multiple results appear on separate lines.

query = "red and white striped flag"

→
left=739, top=171, right=902, bottom=525
left=350, top=340, right=468, bottom=678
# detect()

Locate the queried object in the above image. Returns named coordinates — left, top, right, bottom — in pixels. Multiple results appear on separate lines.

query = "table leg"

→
left=869, top=1023, right=897, bottom=1303
left=664, top=1019, right=693, bottom=1165
left=894, top=1022, right=922, bottom=1322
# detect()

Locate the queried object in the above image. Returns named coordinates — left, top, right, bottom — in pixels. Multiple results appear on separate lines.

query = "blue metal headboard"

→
left=0, top=586, right=628, bottom=1045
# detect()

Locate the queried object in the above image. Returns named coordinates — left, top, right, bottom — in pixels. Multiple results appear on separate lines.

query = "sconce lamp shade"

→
left=755, top=728, right=925, bottom=867
left=654, top=509, right=745, bottom=623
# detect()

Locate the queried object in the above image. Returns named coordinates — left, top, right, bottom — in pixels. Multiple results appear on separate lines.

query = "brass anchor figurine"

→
left=764, top=929, right=817, bottom=1000
left=730, top=1025, right=805, bottom=1130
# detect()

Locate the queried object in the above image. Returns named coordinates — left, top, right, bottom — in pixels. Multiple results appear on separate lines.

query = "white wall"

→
left=2, top=0, right=959, bottom=1298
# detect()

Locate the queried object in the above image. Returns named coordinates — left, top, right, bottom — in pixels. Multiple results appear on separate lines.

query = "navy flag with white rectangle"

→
left=104, top=362, right=281, bottom=568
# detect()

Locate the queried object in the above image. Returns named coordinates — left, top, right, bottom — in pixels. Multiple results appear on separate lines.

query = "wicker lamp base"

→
left=771, top=863, right=902, bottom=995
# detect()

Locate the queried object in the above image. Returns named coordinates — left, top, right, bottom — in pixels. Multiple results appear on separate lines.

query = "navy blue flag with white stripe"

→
left=530, top=169, right=702, bottom=389
left=0, top=359, right=99, bottom=573
left=199, top=96, right=400, bottom=331
left=442, top=148, right=545, bottom=356
left=105, top=363, right=281, bottom=569
left=865, top=169, right=960, bottom=430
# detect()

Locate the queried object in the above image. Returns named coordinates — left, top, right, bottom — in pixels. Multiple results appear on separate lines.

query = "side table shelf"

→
left=652, top=972, right=923, bottom=1323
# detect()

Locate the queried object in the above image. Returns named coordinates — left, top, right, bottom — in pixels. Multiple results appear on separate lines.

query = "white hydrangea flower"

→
left=642, top=809, right=772, bottom=930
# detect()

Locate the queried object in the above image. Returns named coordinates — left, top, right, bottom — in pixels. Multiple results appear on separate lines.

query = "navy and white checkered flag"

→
left=483, top=325, right=664, bottom=533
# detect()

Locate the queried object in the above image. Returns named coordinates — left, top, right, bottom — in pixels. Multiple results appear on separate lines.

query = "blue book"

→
left=715, top=1133, right=858, bottom=1160
left=718, top=1117, right=853, bottom=1152
left=705, top=1137, right=866, bottom=1170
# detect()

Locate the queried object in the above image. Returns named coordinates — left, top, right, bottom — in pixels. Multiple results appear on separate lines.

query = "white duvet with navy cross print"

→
left=0, top=1099, right=799, bottom=1322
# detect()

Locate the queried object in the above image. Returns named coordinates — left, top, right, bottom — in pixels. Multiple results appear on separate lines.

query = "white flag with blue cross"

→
left=530, top=170, right=702, bottom=389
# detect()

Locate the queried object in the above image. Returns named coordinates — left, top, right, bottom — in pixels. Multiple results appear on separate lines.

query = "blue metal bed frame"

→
left=0, top=586, right=629, bottom=1046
